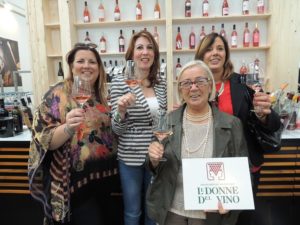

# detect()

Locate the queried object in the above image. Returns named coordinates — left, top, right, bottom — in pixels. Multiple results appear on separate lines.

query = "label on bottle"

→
left=203, top=3, right=209, bottom=15
left=231, top=36, right=237, bottom=47
left=257, top=0, right=264, bottom=13
left=119, top=38, right=125, bottom=46
left=99, top=9, right=105, bottom=21
left=100, top=41, right=106, bottom=52
left=84, top=16, right=90, bottom=22
left=243, top=1, right=249, bottom=12
left=154, top=11, right=160, bottom=19
left=222, top=7, right=229, bottom=16
left=176, top=41, right=182, bottom=50
left=244, top=33, right=250, bottom=44
left=253, top=33, right=260, bottom=46
left=136, top=8, right=142, bottom=16
left=114, top=12, right=120, bottom=21
left=190, top=36, right=195, bottom=47
left=185, top=3, right=191, bottom=17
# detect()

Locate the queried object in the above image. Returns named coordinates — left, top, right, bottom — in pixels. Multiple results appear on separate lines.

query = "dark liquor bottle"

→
left=57, top=62, right=64, bottom=80
left=20, top=97, right=33, bottom=129
left=0, top=98, right=8, bottom=118
left=119, top=29, right=125, bottom=52
left=12, top=99, right=23, bottom=133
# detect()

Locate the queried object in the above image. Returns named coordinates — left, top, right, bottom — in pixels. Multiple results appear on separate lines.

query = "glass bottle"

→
left=98, top=0, right=105, bottom=22
left=242, top=0, right=250, bottom=15
left=252, top=23, right=260, bottom=47
left=12, top=99, right=23, bottom=133
left=57, top=62, right=64, bottom=80
left=231, top=24, right=238, bottom=48
left=100, top=33, right=107, bottom=53
left=211, top=25, right=216, bottom=34
left=220, top=23, right=226, bottom=39
left=185, top=0, right=191, bottom=17
left=136, top=0, right=142, bottom=20
left=175, top=58, right=182, bottom=80
left=154, top=0, right=161, bottom=19
left=114, top=0, right=121, bottom=21
left=202, top=0, right=209, bottom=17
left=222, top=0, right=229, bottom=16
left=243, top=22, right=250, bottom=47
left=84, top=31, right=91, bottom=44
left=257, top=0, right=265, bottom=14
left=200, top=26, right=206, bottom=41
left=175, top=27, right=182, bottom=50
left=153, top=26, right=159, bottom=47
left=189, top=26, right=196, bottom=49
left=20, top=97, right=33, bottom=129
left=119, top=30, right=125, bottom=52
left=83, top=1, right=91, bottom=23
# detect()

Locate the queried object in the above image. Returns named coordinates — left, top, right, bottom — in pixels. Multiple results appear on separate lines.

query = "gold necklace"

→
left=183, top=107, right=212, bottom=154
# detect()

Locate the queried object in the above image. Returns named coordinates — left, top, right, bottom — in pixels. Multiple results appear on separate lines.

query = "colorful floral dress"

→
left=28, top=82, right=117, bottom=223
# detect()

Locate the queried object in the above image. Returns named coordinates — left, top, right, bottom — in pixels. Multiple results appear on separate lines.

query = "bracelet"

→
left=64, top=124, right=75, bottom=137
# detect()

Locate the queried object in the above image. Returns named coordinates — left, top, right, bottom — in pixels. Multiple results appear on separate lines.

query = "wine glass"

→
left=72, top=76, right=92, bottom=108
left=152, top=109, right=173, bottom=162
left=124, top=60, right=140, bottom=90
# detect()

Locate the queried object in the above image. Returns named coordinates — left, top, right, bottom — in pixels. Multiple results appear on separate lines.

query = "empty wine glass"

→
left=72, top=76, right=92, bottom=108
left=152, top=109, right=173, bottom=162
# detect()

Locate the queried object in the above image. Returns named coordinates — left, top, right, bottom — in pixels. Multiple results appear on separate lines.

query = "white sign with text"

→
left=182, top=157, right=254, bottom=210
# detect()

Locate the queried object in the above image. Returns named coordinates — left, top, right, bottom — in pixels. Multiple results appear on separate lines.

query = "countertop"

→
left=0, top=127, right=31, bottom=142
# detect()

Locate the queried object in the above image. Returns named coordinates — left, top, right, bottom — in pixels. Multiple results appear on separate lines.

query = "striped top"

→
left=110, top=74, right=167, bottom=166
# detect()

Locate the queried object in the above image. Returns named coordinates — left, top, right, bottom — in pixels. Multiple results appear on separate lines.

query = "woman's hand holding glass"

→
left=148, top=141, right=165, bottom=168
left=65, top=108, right=85, bottom=136
left=253, top=92, right=272, bottom=120
left=116, top=93, right=136, bottom=119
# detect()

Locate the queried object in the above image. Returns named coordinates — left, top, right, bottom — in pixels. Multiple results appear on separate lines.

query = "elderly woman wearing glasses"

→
left=29, top=43, right=118, bottom=225
left=146, top=60, right=248, bottom=225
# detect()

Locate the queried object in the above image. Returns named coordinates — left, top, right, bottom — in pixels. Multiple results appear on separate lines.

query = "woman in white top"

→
left=110, top=30, right=167, bottom=225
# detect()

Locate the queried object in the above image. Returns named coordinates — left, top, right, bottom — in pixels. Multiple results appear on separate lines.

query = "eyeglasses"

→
left=179, top=77, right=210, bottom=90
left=74, top=42, right=98, bottom=49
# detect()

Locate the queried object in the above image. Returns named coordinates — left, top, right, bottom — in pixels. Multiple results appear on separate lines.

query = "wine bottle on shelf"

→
left=136, top=0, right=142, bottom=20
left=189, top=26, right=196, bottom=49
left=243, top=22, right=250, bottom=47
left=242, top=0, right=250, bottom=15
left=12, top=99, right=23, bottom=133
left=202, top=0, right=209, bottom=17
left=98, top=0, right=105, bottom=22
left=175, top=58, right=182, bottom=80
left=119, top=29, right=125, bottom=52
left=84, top=31, right=91, bottom=44
left=114, top=0, right=121, bottom=21
left=200, top=26, right=206, bottom=41
left=113, top=60, right=119, bottom=75
left=83, top=1, right=91, bottom=23
left=185, top=0, right=191, bottom=17
left=160, top=58, right=167, bottom=74
left=252, top=23, right=260, bottom=47
left=231, top=24, right=238, bottom=48
left=219, top=23, right=226, bottom=39
left=132, top=30, right=135, bottom=35
left=153, top=26, right=159, bottom=47
left=154, top=0, right=161, bottom=19
left=100, top=33, right=107, bottom=53
left=57, top=62, right=64, bottom=80
left=211, top=25, right=216, bottom=34
left=175, top=27, right=182, bottom=50
left=257, top=0, right=265, bottom=14
left=222, top=0, right=229, bottom=16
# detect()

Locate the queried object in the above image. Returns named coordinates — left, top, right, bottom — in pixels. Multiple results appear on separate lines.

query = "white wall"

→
left=0, top=2, right=33, bottom=94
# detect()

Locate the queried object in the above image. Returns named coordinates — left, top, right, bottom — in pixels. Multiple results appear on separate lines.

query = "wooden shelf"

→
left=44, top=23, right=60, bottom=28
left=74, top=18, right=166, bottom=28
left=173, top=14, right=271, bottom=24
left=47, top=54, right=63, bottom=58
left=173, top=46, right=270, bottom=53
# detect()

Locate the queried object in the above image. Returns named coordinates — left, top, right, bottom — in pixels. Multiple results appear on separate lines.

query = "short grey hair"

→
left=177, top=60, right=216, bottom=103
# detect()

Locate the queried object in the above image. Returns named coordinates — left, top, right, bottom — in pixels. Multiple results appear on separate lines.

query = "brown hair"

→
left=65, top=43, right=108, bottom=107
left=125, top=30, right=160, bottom=87
left=194, top=33, right=234, bottom=81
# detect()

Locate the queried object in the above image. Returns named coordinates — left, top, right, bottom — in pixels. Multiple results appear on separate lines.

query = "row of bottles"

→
left=175, top=22, right=260, bottom=50
left=83, top=0, right=161, bottom=23
left=0, top=96, right=33, bottom=137
left=84, top=27, right=160, bottom=54
left=184, top=0, right=265, bottom=17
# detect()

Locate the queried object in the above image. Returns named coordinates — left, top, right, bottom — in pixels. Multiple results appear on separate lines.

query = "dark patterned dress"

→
left=28, top=82, right=117, bottom=223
